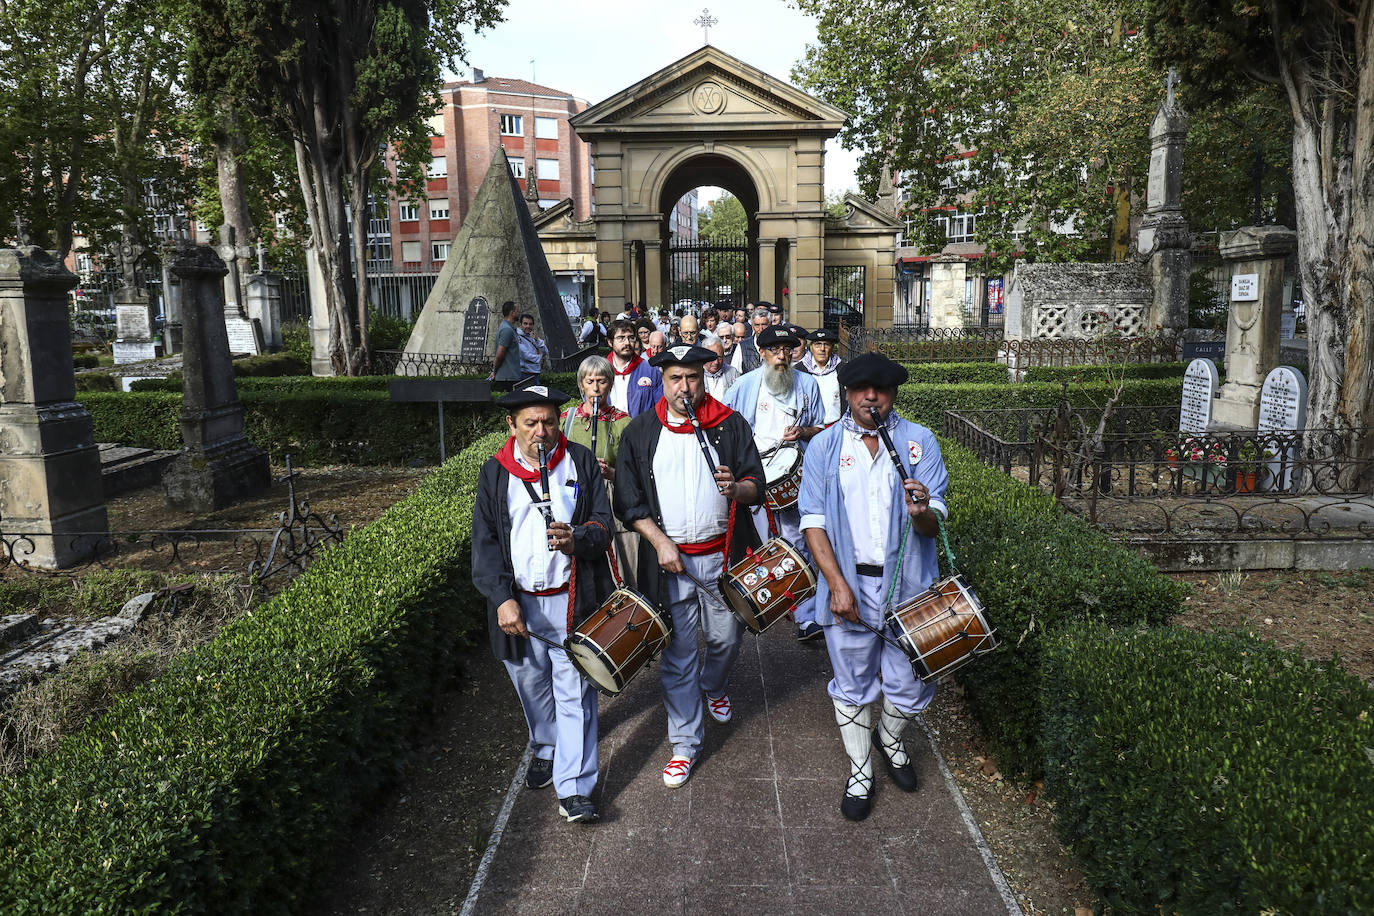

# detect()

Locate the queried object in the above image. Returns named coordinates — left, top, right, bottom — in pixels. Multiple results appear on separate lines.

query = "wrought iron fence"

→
left=373, top=345, right=597, bottom=377
left=668, top=237, right=747, bottom=308
left=944, top=405, right=1181, bottom=474
left=1030, top=426, right=1374, bottom=541
left=838, top=325, right=1004, bottom=362
left=1003, top=335, right=1182, bottom=372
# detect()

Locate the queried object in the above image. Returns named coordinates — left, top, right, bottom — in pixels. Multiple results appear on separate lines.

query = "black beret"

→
left=766, top=303, right=784, bottom=314
left=496, top=380, right=573, bottom=410
left=649, top=343, right=717, bottom=368
left=808, top=328, right=839, bottom=343
left=836, top=352, right=908, bottom=389
left=786, top=323, right=809, bottom=341
left=755, top=326, right=801, bottom=350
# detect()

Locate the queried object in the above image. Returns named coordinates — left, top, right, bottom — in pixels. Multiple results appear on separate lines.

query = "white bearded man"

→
left=723, top=326, right=827, bottom=642
left=614, top=344, right=764, bottom=788
left=797, top=353, right=950, bottom=821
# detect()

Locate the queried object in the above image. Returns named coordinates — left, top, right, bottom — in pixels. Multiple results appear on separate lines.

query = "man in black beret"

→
left=796, top=327, right=844, bottom=425
left=796, top=352, right=951, bottom=821
left=614, top=344, right=764, bottom=788
left=472, top=381, right=616, bottom=824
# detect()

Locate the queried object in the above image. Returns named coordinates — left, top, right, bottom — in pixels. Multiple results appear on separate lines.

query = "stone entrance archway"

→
left=538, top=45, right=900, bottom=329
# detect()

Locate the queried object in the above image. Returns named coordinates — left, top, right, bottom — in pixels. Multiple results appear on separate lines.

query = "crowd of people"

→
left=474, top=298, right=948, bottom=827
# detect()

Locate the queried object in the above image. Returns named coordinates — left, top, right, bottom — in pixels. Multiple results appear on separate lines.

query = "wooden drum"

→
left=565, top=588, right=669, bottom=696
left=718, top=537, right=818, bottom=633
left=886, top=575, right=997, bottom=681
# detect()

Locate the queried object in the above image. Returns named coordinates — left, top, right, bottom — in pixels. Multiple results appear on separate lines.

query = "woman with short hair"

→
left=562, top=355, right=637, bottom=585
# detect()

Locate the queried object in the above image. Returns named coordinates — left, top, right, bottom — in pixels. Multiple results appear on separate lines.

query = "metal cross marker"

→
left=694, top=8, right=718, bottom=44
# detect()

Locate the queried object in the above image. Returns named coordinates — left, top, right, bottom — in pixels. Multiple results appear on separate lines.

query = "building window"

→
left=938, top=211, right=976, bottom=243
left=509, top=158, right=526, bottom=179
left=429, top=198, right=450, bottom=220
left=536, top=158, right=560, bottom=182
left=499, top=114, right=523, bottom=136
left=401, top=241, right=421, bottom=263
left=398, top=202, right=420, bottom=221
left=535, top=117, right=558, bottom=140
left=428, top=155, right=447, bottom=178
left=432, top=241, right=451, bottom=262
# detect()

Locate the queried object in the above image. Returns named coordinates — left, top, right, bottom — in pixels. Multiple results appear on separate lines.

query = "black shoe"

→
left=557, top=794, right=599, bottom=824
left=840, top=790, right=872, bottom=821
left=526, top=756, right=554, bottom=790
left=872, top=728, right=918, bottom=792
left=797, top=621, right=825, bottom=642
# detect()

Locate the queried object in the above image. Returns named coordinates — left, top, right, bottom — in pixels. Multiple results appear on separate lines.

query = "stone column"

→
left=161, top=242, right=270, bottom=512
left=757, top=238, right=778, bottom=305
left=245, top=272, right=283, bottom=351
left=643, top=240, right=663, bottom=310
left=0, top=247, right=109, bottom=567
left=927, top=256, right=968, bottom=329
left=160, top=255, right=184, bottom=355
left=1137, top=85, right=1192, bottom=333
left=1210, top=226, right=1297, bottom=429
left=791, top=220, right=825, bottom=322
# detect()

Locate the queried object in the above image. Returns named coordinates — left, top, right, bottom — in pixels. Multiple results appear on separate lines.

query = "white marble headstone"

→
left=224, top=316, right=262, bottom=356
left=116, top=304, right=153, bottom=339
left=1257, top=366, right=1308, bottom=432
left=1180, top=357, right=1219, bottom=433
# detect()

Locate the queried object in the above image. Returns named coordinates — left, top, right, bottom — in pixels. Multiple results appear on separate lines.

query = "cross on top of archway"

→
left=694, top=8, right=718, bottom=45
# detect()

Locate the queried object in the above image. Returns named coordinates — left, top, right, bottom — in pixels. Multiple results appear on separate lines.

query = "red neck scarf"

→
left=612, top=354, right=642, bottom=376
left=655, top=393, right=733, bottom=433
left=494, top=434, right=568, bottom=482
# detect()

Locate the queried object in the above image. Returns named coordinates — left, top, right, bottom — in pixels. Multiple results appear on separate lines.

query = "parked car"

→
left=823, top=296, right=864, bottom=333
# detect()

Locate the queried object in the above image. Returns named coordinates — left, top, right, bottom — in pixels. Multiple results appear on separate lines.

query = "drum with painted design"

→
left=761, top=445, right=803, bottom=511
left=718, top=536, right=817, bottom=633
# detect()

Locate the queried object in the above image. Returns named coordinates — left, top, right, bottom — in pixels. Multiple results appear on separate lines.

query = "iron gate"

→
left=668, top=237, right=748, bottom=310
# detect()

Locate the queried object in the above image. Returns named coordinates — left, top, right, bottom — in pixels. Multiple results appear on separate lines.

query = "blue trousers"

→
left=504, top=591, right=599, bottom=798
left=660, top=551, right=739, bottom=758
left=823, top=574, right=936, bottom=715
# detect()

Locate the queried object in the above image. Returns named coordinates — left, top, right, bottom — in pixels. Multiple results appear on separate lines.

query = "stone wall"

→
left=1004, top=261, right=1154, bottom=340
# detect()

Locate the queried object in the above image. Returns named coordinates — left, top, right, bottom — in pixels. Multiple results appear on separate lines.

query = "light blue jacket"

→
left=798, top=416, right=950, bottom=625
left=723, top=367, right=824, bottom=451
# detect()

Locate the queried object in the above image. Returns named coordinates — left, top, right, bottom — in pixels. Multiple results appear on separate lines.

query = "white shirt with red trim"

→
left=506, top=447, right=578, bottom=591
left=653, top=421, right=728, bottom=545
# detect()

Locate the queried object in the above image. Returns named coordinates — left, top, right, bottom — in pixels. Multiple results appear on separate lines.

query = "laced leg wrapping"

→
left=877, top=697, right=915, bottom=769
left=833, top=700, right=873, bottom=799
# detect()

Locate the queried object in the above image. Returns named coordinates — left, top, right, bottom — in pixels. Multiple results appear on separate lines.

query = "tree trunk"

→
left=294, top=134, right=361, bottom=377
left=215, top=96, right=255, bottom=312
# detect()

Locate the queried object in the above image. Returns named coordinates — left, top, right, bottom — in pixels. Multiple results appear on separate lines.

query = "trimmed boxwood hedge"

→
left=0, top=430, right=507, bottom=912
left=940, top=439, right=1184, bottom=777
left=1042, top=622, right=1374, bottom=913
left=1022, top=362, right=1189, bottom=384
left=898, top=377, right=1183, bottom=430
left=900, top=362, right=1009, bottom=384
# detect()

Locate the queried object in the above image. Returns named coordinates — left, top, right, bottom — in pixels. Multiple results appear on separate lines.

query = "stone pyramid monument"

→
left=403, top=147, right=577, bottom=363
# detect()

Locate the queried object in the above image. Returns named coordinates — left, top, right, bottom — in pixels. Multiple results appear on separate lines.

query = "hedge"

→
left=898, top=377, right=1184, bottom=430
left=0, top=430, right=506, bottom=912
left=940, top=438, right=1184, bottom=776
left=900, top=362, right=1009, bottom=384
left=1022, top=362, right=1189, bottom=384
left=81, top=389, right=504, bottom=464
left=1042, top=623, right=1374, bottom=913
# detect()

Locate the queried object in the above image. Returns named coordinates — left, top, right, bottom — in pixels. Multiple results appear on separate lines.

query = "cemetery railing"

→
left=374, top=346, right=601, bottom=377
left=1003, top=334, right=1182, bottom=372
left=1030, top=426, right=1374, bottom=539
left=944, top=405, right=1182, bottom=473
left=838, top=325, right=1005, bottom=363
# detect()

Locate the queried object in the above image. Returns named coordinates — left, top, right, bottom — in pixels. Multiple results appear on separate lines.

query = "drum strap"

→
left=884, top=507, right=961, bottom=612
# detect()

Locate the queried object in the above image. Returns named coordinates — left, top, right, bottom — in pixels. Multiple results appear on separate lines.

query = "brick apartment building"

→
left=383, top=69, right=595, bottom=274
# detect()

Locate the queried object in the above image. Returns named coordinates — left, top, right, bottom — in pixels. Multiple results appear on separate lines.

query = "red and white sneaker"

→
left=663, top=755, right=695, bottom=788
left=705, top=692, right=733, bottom=723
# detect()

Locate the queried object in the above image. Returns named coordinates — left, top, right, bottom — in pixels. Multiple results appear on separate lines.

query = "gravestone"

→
left=458, top=297, right=490, bottom=362
left=1179, top=357, right=1219, bottom=433
left=0, top=247, right=109, bottom=567
left=403, top=147, right=577, bottom=367
left=1211, top=226, right=1297, bottom=428
left=1256, top=365, right=1308, bottom=491
left=217, top=226, right=261, bottom=356
left=112, top=287, right=162, bottom=365
left=161, top=241, right=270, bottom=512
left=1136, top=69, right=1192, bottom=332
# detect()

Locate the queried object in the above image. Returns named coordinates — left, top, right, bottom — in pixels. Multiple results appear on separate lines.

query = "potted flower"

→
left=1231, top=440, right=1276, bottom=493
left=1164, top=436, right=1227, bottom=483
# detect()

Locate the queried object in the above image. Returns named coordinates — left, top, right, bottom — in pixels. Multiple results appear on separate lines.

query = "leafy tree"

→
left=698, top=192, right=748, bottom=241
left=1144, top=1, right=1373, bottom=478
left=185, top=0, right=505, bottom=375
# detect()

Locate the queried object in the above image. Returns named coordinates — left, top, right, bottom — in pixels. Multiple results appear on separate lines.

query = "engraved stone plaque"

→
left=225, top=316, right=261, bottom=355
left=1179, top=358, right=1219, bottom=433
left=1257, top=366, right=1307, bottom=433
left=1231, top=273, right=1259, bottom=302
left=459, top=297, right=490, bottom=362
left=113, top=341, right=158, bottom=365
left=116, top=304, right=152, bottom=339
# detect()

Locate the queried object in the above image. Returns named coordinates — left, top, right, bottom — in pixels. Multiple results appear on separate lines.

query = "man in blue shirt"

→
left=490, top=300, right=524, bottom=390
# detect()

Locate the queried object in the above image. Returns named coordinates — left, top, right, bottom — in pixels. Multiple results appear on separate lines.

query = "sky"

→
left=453, top=0, right=862, bottom=206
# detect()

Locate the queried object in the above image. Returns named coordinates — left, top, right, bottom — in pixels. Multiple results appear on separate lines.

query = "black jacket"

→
left=472, top=441, right=615, bottom=661
left=612, top=406, right=764, bottom=613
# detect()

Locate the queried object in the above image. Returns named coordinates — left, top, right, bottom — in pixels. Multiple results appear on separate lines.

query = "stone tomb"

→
left=1211, top=226, right=1297, bottom=428
left=1179, top=357, right=1219, bottom=433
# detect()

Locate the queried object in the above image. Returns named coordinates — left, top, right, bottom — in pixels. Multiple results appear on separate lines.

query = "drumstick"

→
left=524, top=630, right=566, bottom=651
left=868, top=407, right=917, bottom=504
left=681, top=395, right=726, bottom=493
left=676, top=563, right=730, bottom=610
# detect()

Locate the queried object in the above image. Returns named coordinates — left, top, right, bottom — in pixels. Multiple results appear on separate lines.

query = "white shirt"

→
left=609, top=357, right=633, bottom=414
left=506, top=447, right=578, bottom=591
left=728, top=345, right=745, bottom=372
left=837, top=428, right=897, bottom=567
left=814, top=372, right=842, bottom=424
left=704, top=364, right=739, bottom=400
left=653, top=422, right=729, bottom=544
left=752, top=382, right=798, bottom=454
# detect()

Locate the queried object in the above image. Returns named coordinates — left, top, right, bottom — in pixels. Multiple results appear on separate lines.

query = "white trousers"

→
left=823, top=574, right=936, bottom=715
left=750, top=504, right=819, bottom=626
left=660, top=551, right=739, bottom=758
left=503, top=591, right=599, bottom=797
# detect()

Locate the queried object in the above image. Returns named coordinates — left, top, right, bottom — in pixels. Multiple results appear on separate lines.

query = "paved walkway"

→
left=467, top=622, right=1021, bottom=915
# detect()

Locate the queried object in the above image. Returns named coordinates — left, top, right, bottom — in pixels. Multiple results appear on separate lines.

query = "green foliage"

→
left=896, top=378, right=1183, bottom=430
left=74, top=374, right=118, bottom=393
left=698, top=193, right=747, bottom=242
left=942, top=443, right=1183, bottom=776
left=367, top=309, right=416, bottom=351
left=232, top=353, right=311, bottom=377
left=1188, top=269, right=1228, bottom=331
left=1043, top=623, right=1374, bottom=913
left=0, top=431, right=505, bottom=910
left=900, top=362, right=1009, bottom=384
left=72, top=354, right=101, bottom=370
left=281, top=319, right=313, bottom=364
left=1021, top=363, right=1188, bottom=384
